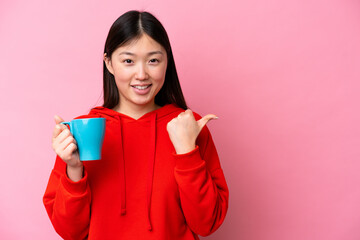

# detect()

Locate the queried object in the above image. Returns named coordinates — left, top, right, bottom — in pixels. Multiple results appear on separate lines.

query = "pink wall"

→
left=1, top=0, right=360, bottom=239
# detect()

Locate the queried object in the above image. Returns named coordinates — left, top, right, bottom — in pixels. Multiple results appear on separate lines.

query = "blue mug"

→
left=60, top=118, right=106, bottom=161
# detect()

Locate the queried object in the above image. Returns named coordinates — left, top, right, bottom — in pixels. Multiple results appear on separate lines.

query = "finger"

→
left=177, top=111, right=185, bottom=118
left=184, top=109, right=195, bottom=119
left=197, top=114, right=218, bottom=130
left=58, top=135, right=76, bottom=152
left=183, top=109, right=193, bottom=115
left=62, top=143, right=78, bottom=161
left=178, top=109, right=194, bottom=119
left=52, top=126, right=68, bottom=146
left=54, top=115, right=65, bottom=124
left=53, top=115, right=67, bottom=138
left=54, top=128, right=72, bottom=146
left=52, top=124, right=62, bottom=139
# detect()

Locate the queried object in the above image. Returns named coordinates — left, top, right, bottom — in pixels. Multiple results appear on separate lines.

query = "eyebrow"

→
left=118, top=51, right=164, bottom=56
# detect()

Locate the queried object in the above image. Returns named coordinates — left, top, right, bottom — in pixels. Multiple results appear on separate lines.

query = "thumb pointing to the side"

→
left=197, top=114, right=218, bottom=131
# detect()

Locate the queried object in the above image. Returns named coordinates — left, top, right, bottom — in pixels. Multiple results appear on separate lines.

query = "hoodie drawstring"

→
left=118, top=116, right=126, bottom=215
left=117, top=113, right=157, bottom=231
left=147, top=113, right=156, bottom=231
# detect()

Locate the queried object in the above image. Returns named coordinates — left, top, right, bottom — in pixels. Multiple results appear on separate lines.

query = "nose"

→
left=135, top=63, right=149, bottom=80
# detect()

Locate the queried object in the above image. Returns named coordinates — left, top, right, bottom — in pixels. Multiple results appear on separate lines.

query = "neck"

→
left=113, top=101, right=160, bottom=120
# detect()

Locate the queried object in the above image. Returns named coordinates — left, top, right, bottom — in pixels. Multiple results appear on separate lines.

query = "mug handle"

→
left=60, top=121, right=73, bottom=134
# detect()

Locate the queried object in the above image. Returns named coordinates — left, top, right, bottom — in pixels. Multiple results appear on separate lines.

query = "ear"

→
left=104, top=53, right=114, bottom=75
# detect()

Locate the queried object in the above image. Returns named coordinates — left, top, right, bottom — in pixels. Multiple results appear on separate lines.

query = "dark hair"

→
left=103, top=10, right=187, bottom=110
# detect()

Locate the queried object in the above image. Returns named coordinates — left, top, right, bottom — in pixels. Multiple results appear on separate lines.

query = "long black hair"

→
left=103, top=10, right=187, bottom=110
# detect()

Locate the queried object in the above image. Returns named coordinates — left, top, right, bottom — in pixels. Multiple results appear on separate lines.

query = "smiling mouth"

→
left=131, top=84, right=152, bottom=90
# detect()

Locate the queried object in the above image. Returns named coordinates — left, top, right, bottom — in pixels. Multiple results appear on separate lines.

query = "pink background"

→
left=1, top=0, right=360, bottom=239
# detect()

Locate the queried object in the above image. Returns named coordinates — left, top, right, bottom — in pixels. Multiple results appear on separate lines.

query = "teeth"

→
left=133, top=85, right=150, bottom=90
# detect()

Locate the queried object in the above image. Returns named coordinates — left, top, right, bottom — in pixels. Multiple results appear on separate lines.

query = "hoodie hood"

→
left=86, top=103, right=182, bottom=231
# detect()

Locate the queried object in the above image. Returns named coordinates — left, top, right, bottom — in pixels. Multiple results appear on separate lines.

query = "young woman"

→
left=43, top=10, right=229, bottom=240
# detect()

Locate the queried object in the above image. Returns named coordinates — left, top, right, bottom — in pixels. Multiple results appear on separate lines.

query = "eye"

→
left=149, top=59, right=159, bottom=63
left=123, top=59, right=133, bottom=64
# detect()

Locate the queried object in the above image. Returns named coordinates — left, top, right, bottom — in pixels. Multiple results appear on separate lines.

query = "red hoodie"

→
left=43, top=103, right=229, bottom=240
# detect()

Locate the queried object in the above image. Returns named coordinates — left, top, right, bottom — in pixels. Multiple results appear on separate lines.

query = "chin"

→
left=132, top=99, right=154, bottom=106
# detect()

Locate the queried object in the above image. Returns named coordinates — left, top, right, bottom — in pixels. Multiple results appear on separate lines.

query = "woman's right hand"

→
left=52, top=115, right=83, bottom=181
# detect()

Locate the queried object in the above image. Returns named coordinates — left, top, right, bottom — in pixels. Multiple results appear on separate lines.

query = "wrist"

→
left=174, top=143, right=196, bottom=155
left=67, top=164, right=84, bottom=182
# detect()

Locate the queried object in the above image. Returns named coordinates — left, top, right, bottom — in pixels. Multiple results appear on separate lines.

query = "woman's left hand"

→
left=167, top=109, right=218, bottom=154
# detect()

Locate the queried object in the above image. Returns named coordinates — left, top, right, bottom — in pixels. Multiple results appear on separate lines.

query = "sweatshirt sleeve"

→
left=43, top=155, right=91, bottom=240
left=173, top=124, right=229, bottom=237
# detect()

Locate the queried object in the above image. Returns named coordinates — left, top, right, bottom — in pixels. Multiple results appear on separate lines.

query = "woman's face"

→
left=104, top=34, right=168, bottom=113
